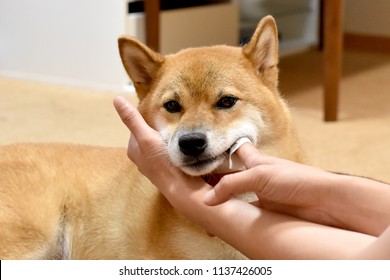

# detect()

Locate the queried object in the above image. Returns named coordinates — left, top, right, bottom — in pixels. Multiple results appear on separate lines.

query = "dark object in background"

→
left=128, top=0, right=229, bottom=14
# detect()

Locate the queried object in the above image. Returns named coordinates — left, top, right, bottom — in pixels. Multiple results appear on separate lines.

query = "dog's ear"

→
left=118, top=36, right=164, bottom=100
left=242, top=16, right=279, bottom=90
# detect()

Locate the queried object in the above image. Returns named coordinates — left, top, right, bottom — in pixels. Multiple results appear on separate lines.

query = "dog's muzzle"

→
left=178, top=132, right=207, bottom=157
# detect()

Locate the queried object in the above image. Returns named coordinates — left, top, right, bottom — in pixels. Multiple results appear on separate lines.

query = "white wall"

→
left=0, top=0, right=128, bottom=91
left=344, top=0, right=390, bottom=37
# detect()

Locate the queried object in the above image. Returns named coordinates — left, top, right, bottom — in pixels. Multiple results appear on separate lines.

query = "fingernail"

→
left=203, top=190, right=217, bottom=205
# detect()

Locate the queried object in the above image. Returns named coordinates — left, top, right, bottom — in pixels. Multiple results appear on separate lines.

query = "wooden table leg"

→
left=323, top=0, right=344, bottom=121
left=144, top=0, right=160, bottom=52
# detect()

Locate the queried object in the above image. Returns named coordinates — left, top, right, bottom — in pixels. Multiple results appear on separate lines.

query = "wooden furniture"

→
left=144, top=0, right=344, bottom=121
left=144, top=0, right=160, bottom=51
left=323, top=0, right=343, bottom=121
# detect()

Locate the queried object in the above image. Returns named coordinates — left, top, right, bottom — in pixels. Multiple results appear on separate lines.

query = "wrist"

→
left=308, top=172, right=346, bottom=227
left=321, top=173, right=390, bottom=236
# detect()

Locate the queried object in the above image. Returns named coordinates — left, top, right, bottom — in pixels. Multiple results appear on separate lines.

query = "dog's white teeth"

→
left=228, top=137, right=252, bottom=169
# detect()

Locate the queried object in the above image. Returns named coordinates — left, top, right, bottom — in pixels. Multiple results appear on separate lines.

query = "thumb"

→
left=113, top=96, right=155, bottom=140
left=235, top=142, right=267, bottom=169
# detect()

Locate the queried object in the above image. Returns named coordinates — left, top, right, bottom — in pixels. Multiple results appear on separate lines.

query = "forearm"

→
left=354, top=225, right=390, bottom=259
left=201, top=199, right=376, bottom=259
left=172, top=181, right=374, bottom=259
left=322, top=174, right=390, bottom=236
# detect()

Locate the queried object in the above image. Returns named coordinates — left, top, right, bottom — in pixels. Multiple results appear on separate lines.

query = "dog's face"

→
left=138, top=47, right=268, bottom=176
left=119, top=16, right=291, bottom=176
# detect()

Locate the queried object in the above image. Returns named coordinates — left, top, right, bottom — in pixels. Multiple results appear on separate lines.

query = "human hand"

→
left=113, top=95, right=172, bottom=185
left=204, top=143, right=338, bottom=226
left=113, top=96, right=211, bottom=216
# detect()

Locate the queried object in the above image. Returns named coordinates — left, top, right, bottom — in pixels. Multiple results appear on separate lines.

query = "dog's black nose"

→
left=179, top=133, right=207, bottom=157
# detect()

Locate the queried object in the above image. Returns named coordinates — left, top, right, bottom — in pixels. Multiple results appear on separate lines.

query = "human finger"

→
left=126, top=134, right=141, bottom=163
left=203, top=167, right=264, bottom=206
left=234, top=142, right=271, bottom=169
left=113, top=96, right=156, bottom=140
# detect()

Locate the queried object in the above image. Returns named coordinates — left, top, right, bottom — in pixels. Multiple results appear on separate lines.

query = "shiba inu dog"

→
left=0, top=16, right=303, bottom=259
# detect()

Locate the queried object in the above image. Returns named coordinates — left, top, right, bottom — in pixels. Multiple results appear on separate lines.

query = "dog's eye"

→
left=164, top=100, right=182, bottom=113
left=216, top=96, right=238, bottom=109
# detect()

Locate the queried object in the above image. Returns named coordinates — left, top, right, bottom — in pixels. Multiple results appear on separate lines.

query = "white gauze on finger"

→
left=229, top=137, right=252, bottom=170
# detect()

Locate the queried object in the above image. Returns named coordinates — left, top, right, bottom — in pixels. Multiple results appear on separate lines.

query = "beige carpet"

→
left=1, top=49, right=390, bottom=182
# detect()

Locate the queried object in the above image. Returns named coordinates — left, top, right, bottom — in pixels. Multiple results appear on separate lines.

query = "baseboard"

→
left=344, top=33, right=390, bottom=54
left=0, top=70, right=131, bottom=93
